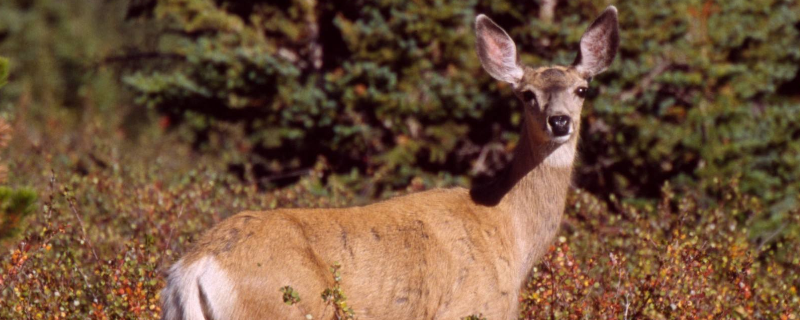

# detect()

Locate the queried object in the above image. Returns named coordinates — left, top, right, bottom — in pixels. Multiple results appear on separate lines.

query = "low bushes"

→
left=0, top=122, right=797, bottom=318
left=523, top=181, right=799, bottom=319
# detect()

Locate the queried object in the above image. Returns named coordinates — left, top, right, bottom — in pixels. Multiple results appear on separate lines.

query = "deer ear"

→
left=475, top=14, right=523, bottom=85
left=573, top=6, right=620, bottom=79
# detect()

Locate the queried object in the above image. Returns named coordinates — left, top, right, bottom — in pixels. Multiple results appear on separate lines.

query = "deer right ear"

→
left=572, top=6, right=620, bottom=79
left=475, top=15, right=523, bottom=85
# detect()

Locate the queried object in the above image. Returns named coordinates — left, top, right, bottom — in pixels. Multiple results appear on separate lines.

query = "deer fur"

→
left=162, top=6, right=619, bottom=320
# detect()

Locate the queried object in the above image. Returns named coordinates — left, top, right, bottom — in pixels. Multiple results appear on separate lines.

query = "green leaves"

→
left=0, top=57, right=37, bottom=243
left=0, top=57, right=8, bottom=88
left=123, top=0, right=800, bottom=214
left=280, top=286, right=301, bottom=306
left=320, top=262, right=355, bottom=319
left=0, top=186, right=37, bottom=241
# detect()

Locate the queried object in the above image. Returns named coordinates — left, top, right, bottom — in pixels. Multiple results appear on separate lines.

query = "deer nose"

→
left=548, top=115, right=571, bottom=137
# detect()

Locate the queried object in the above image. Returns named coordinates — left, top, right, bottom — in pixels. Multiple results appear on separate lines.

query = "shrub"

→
left=522, top=180, right=800, bottom=319
left=0, top=57, right=37, bottom=244
left=123, top=0, right=487, bottom=194
left=0, top=0, right=140, bottom=123
left=0, top=186, right=37, bottom=243
left=0, top=57, right=8, bottom=88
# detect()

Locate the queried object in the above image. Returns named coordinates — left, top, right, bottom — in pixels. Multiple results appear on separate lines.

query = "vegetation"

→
left=281, top=285, right=302, bottom=306
left=0, top=122, right=797, bottom=318
left=0, top=0, right=798, bottom=319
left=524, top=182, right=799, bottom=318
left=0, top=57, right=37, bottom=245
left=320, top=262, right=356, bottom=320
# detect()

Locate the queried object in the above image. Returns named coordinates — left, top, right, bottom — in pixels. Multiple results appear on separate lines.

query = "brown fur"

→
left=162, top=6, right=619, bottom=320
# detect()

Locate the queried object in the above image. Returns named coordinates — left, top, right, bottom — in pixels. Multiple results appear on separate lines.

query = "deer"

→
left=162, top=6, right=619, bottom=320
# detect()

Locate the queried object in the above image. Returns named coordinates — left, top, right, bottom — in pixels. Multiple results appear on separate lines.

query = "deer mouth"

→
left=549, top=132, right=573, bottom=144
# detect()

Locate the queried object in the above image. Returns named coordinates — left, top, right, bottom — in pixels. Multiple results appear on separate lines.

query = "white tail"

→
left=162, top=6, right=619, bottom=320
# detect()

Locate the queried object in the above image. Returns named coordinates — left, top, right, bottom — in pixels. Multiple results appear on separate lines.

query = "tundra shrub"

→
left=522, top=181, right=800, bottom=319
left=1, top=125, right=796, bottom=318
left=0, top=57, right=37, bottom=243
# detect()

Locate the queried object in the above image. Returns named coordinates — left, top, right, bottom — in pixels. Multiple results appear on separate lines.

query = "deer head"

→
left=475, top=7, right=619, bottom=146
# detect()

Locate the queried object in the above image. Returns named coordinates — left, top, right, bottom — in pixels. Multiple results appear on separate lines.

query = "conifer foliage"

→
left=125, top=0, right=800, bottom=215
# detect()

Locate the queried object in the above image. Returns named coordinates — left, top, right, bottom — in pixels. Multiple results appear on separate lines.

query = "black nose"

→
left=548, top=115, right=571, bottom=137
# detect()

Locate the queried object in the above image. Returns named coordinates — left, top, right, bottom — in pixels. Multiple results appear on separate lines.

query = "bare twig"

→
left=546, top=260, right=557, bottom=320
left=539, top=0, right=559, bottom=24
left=470, top=142, right=505, bottom=176
left=617, top=61, right=672, bottom=102
left=303, top=0, right=323, bottom=70
left=66, top=194, right=100, bottom=262
left=260, top=168, right=313, bottom=183
left=623, top=293, right=631, bottom=320
left=757, top=224, right=786, bottom=252
left=164, top=204, right=185, bottom=259
left=96, top=52, right=185, bottom=69
left=46, top=170, right=56, bottom=221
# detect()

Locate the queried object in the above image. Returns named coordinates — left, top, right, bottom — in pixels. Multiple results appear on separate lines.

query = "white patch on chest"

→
left=543, top=142, right=576, bottom=168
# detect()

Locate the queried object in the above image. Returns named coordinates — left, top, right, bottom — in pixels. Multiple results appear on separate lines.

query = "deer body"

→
left=163, top=7, right=619, bottom=320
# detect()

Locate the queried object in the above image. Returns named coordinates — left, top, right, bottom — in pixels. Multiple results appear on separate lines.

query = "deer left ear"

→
left=475, top=14, right=524, bottom=85
left=573, top=6, right=620, bottom=79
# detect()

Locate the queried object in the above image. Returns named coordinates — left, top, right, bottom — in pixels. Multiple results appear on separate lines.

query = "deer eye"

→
left=575, top=87, right=588, bottom=98
left=521, top=90, right=536, bottom=104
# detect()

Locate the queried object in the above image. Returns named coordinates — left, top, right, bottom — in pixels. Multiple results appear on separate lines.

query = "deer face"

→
left=475, top=7, right=619, bottom=144
left=515, top=66, right=589, bottom=144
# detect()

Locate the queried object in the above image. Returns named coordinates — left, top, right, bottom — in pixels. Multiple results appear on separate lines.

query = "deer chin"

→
left=548, top=131, right=573, bottom=144
left=543, top=138, right=577, bottom=168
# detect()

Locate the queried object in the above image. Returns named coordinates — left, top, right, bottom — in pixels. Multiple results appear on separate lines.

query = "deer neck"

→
left=470, top=117, right=577, bottom=280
